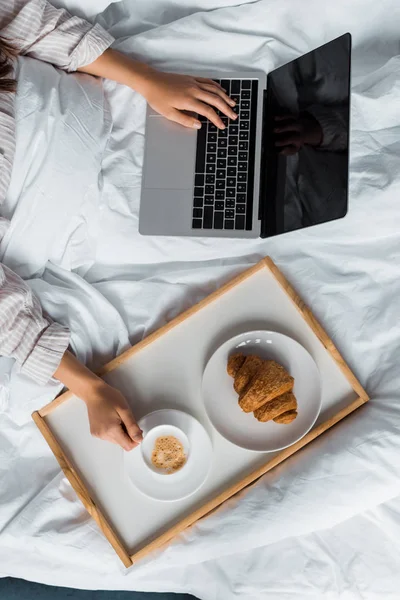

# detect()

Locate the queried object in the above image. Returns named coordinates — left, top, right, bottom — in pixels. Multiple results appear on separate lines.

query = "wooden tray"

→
left=32, top=257, right=368, bottom=568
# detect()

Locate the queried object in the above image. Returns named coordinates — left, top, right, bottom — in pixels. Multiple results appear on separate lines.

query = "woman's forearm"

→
left=78, top=48, right=236, bottom=130
left=54, top=350, right=104, bottom=404
left=78, top=48, right=154, bottom=96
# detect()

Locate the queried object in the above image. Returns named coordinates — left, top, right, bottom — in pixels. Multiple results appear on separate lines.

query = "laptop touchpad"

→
left=144, top=115, right=197, bottom=190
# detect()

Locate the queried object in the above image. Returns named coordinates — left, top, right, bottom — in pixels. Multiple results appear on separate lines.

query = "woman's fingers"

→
left=196, top=89, right=237, bottom=120
left=195, top=77, right=224, bottom=91
left=190, top=100, right=225, bottom=128
left=168, top=108, right=202, bottom=129
left=118, top=407, right=143, bottom=443
left=197, top=82, right=235, bottom=107
left=108, top=425, right=136, bottom=451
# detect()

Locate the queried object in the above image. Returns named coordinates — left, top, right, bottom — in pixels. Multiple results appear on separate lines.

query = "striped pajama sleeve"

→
left=0, top=1, right=113, bottom=383
left=0, top=0, right=114, bottom=72
left=0, top=0, right=115, bottom=206
left=0, top=263, right=70, bottom=385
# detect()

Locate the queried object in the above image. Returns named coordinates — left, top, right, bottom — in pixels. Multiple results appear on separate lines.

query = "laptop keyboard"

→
left=192, top=79, right=258, bottom=231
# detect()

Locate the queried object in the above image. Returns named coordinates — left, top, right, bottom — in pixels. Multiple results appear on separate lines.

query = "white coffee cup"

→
left=140, top=424, right=190, bottom=476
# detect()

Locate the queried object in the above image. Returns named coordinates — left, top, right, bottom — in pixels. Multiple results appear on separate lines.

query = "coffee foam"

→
left=151, top=435, right=187, bottom=474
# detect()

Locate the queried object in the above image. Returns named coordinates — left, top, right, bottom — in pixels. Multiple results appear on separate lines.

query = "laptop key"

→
left=239, top=131, right=249, bottom=140
left=231, top=80, right=240, bottom=94
left=238, top=162, right=247, bottom=172
left=205, top=174, right=215, bottom=184
left=220, top=80, right=230, bottom=94
left=193, top=197, right=203, bottom=207
left=228, top=147, right=237, bottom=156
left=207, top=143, right=217, bottom=153
left=195, top=126, right=206, bottom=173
left=217, top=159, right=226, bottom=169
left=241, top=90, right=251, bottom=99
left=227, top=167, right=236, bottom=177
left=239, top=141, right=248, bottom=151
left=226, top=199, right=235, bottom=208
left=195, top=174, right=205, bottom=186
left=241, top=100, right=250, bottom=109
left=231, top=95, right=240, bottom=104
left=237, top=183, right=246, bottom=192
left=217, top=148, right=227, bottom=158
left=229, top=136, right=238, bottom=146
left=214, top=211, right=223, bottom=229
left=219, top=138, right=228, bottom=148
left=225, top=209, right=235, bottom=219
left=235, top=215, right=245, bottom=229
left=192, top=219, right=202, bottom=229
left=215, top=191, right=225, bottom=199
left=208, top=123, right=217, bottom=132
left=227, top=157, right=237, bottom=166
left=240, top=120, right=249, bottom=130
left=225, top=219, right=234, bottom=230
left=215, top=201, right=225, bottom=211
left=208, top=132, right=217, bottom=142
left=238, top=173, right=247, bottom=182
left=238, top=152, right=247, bottom=161
left=193, top=208, right=203, bottom=218
left=203, top=206, right=214, bottom=228
left=240, top=111, right=250, bottom=120
left=227, top=178, right=236, bottom=187
left=216, top=169, right=225, bottom=178
left=206, top=164, right=215, bottom=173
left=216, top=180, right=225, bottom=189
left=219, top=128, right=228, bottom=138
left=242, top=80, right=251, bottom=89
left=237, top=193, right=246, bottom=202
left=194, top=186, right=204, bottom=197
left=204, top=196, right=214, bottom=205
left=226, top=188, right=235, bottom=198
left=205, top=185, right=214, bottom=194
left=229, top=125, right=239, bottom=135
left=236, top=205, right=246, bottom=214
left=207, top=153, right=216, bottom=163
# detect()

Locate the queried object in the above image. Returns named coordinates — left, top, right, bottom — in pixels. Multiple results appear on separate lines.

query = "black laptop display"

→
left=260, top=33, right=351, bottom=237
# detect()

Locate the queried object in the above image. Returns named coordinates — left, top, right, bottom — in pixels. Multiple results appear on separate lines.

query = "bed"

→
left=1, top=0, right=400, bottom=597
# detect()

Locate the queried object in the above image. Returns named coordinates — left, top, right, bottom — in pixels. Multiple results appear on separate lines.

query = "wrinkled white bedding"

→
left=1, top=0, right=400, bottom=598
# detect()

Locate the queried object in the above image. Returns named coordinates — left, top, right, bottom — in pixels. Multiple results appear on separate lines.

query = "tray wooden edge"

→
left=263, top=257, right=369, bottom=402
left=31, top=411, right=132, bottom=569
left=32, top=256, right=369, bottom=568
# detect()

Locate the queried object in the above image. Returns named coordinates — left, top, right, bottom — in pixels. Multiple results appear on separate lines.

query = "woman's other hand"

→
left=54, top=350, right=142, bottom=452
left=85, top=382, right=143, bottom=451
left=139, top=71, right=237, bottom=130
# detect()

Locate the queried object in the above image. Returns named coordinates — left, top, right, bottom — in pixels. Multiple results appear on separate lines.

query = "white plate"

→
left=124, top=409, right=213, bottom=502
left=202, top=331, right=321, bottom=452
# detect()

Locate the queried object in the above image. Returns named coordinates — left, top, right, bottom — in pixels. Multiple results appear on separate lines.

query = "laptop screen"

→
left=261, top=34, right=351, bottom=237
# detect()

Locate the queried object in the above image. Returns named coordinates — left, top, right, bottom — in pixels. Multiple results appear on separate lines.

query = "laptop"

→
left=139, top=33, right=351, bottom=238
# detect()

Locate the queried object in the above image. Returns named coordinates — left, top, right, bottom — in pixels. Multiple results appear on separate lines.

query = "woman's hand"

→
left=79, top=49, right=237, bottom=130
left=54, top=350, right=142, bottom=452
left=139, top=70, right=237, bottom=130
left=85, top=382, right=143, bottom=452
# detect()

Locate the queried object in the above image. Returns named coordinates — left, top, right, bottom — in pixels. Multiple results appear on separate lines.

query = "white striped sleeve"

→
left=0, top=0, right=114, bottom=72
left=0, top=263, right=70, bottom=385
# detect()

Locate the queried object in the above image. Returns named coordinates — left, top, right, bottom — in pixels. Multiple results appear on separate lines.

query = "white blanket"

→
left=1, top=0, right=400, bottom=597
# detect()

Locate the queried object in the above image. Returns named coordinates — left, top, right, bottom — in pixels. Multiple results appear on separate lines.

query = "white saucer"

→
left=124, top=409, right=213, bottom=502
left=202, top=331, right=321, bottom=452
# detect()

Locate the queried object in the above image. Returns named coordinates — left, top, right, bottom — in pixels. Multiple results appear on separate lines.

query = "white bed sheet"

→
left=1, top=0, right=400, bottom=598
